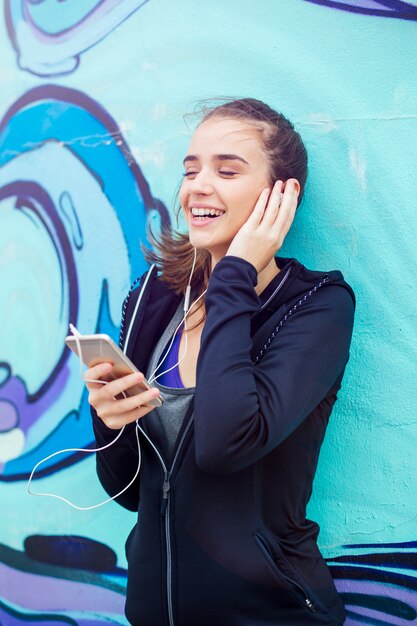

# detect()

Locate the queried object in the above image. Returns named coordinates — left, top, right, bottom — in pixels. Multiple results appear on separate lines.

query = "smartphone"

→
left=65, top=333, right=163, bottom=407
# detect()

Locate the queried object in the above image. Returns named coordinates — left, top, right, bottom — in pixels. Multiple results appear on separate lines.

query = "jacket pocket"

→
left=253, top=529, right=317, bottom=614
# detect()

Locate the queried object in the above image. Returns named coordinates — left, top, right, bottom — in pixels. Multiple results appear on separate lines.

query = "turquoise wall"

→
left=1, top=1, right=416, bottom=624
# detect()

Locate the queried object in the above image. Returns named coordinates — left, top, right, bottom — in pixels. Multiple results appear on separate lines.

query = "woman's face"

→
left=179, top=117, right=271, bottom=261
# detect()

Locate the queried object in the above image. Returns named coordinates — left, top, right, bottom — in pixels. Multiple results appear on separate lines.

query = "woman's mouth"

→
left=190, top=207, right=225, bottom=225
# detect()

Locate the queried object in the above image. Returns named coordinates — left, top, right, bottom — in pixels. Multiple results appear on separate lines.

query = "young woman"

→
left=86, top=99, right=355, bottom=626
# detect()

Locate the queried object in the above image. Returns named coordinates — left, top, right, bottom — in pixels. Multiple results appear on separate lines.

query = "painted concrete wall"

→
left=0, top=1, right=416, bottom=624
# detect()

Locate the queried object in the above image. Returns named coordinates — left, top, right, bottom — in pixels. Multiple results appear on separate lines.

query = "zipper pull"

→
left=305, top=598, right=316, bottom=613
left=160, top=476, right=170, bottom=516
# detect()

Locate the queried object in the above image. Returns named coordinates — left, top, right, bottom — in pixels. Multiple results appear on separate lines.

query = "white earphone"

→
left=27, top=248, right=206, bottom=510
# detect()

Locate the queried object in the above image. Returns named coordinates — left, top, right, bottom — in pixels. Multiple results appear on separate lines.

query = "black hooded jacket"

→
left=91, top=254, right=355, bottom=626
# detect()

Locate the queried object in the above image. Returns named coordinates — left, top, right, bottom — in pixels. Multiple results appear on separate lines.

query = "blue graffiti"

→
left=0, top=86, right=169, bottom=480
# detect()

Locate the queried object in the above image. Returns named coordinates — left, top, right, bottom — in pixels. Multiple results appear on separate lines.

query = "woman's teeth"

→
left=191, top=208, right=225, bottom=219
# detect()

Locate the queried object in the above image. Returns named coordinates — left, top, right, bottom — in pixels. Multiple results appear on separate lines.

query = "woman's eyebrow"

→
left=183, top=154, right=249, bottom=165
left=183, top=155, right=198, bottom=165
left=216, top=154, right=249, bottom=165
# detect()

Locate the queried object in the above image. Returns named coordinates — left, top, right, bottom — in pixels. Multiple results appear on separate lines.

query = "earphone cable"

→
left=27, top=248, right=203, bottom=510
left=27, top=325, right=142, bottom=510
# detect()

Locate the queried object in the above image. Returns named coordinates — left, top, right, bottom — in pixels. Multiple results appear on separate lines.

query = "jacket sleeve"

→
left=92, top=409, right=140, bottom=511
left=194, top=256, right=355, bottom=475
left=90, top=285, right=144, bottom=512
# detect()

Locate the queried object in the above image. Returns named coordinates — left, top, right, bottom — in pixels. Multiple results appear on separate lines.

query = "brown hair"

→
left=143, top=98, right=308, bottom=324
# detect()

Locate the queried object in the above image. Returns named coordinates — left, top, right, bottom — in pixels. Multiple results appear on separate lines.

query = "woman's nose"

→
left=188, top=170, right=214, bottom=194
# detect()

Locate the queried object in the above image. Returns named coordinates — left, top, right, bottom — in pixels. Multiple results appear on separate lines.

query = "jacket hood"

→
left=121, top=255, right=356, bottom=356
left=270, top=254, right=356, bottom=311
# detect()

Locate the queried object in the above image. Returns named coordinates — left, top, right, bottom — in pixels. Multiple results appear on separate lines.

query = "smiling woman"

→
left=181, top=118, right=272, bottom=260
left=87, top=98, right=355, bottom=626
left=143, top=99, right=306, bottom=308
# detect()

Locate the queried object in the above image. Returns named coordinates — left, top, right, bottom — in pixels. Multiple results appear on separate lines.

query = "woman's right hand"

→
left=84, top=362, right=161, bottom=430
left=225, top=179, right=299, bottom=274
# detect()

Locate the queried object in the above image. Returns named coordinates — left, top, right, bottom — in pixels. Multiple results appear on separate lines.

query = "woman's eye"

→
left=182, top=170, right=237, bottom=178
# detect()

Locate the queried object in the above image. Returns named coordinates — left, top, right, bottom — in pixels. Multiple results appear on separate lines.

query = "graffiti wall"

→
left=0, top=1, right=416, bottom=624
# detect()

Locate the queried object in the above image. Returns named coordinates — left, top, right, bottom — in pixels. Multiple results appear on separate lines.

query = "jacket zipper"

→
left=127, top=264, right=325, bottom=621
left=254, top=531, right=316, bottom=613
left=137, top=419, right=193, bottom=626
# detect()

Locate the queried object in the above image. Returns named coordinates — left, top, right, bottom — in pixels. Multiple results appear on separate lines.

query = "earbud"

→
left=184, top=246, right=196, bottom=312
left=184, top=285, right=191, bottom=312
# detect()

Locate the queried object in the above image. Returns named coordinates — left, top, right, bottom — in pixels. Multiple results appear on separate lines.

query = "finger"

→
left=281, top=178, right=300, bottom=201
left=273, top=179, right=298, bottom=239
left=99, top=387, right=161, bottom=418
left=261, top=180, right=283, bottom=226
left=101, top=371, right=146, bottom=399
left=84, top=362, right=113, bottom=390
left=277, top=178, right=296, bottom=214
left=99, top=403, right=157, bottom=430
left=245, top=187, right=270, bottom=227
left=84, top=362, right=112, bottom=380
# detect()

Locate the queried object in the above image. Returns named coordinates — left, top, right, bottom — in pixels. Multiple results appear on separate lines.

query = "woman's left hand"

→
left=225, top=179, right=299, bottom=273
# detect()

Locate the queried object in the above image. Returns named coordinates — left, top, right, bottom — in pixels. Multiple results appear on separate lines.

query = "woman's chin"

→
left=190, top=237, right=228, bottom=259
left=189, top=231, right=214, bottom=250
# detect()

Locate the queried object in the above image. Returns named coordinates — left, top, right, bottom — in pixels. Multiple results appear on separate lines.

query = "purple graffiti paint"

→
left=0, top=401, right=18, bottom=431
left=0, top=368, right=69, bottom=434
left=337, top=579, right=417, bottom=624
left=303, top=0, right=417, bottom=20
left=0, top=561, right=125, bottom=613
